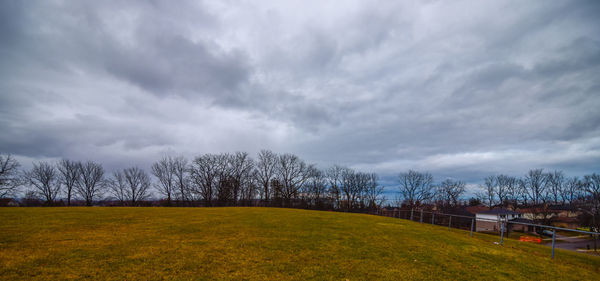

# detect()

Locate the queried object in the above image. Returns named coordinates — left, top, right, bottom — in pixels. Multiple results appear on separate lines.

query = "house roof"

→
left=517, top=204, right=578, bottom=213
left=476, top=208, right=521, bottom=215
left=517, top=207, right=543, bottom=213
left=548, top=205, right=577, bottom=211
left=464, top=205, right=489, bottom=215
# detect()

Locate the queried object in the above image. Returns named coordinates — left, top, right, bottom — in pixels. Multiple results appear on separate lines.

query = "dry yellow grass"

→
left=0, top=207, right=599, bottom=280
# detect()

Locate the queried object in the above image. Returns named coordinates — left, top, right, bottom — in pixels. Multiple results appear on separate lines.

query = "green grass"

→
left=0, top=207, right=599, bottom=280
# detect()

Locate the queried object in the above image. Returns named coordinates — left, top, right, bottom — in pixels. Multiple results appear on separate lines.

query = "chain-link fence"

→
left=375, top=208, right=600, bottom=259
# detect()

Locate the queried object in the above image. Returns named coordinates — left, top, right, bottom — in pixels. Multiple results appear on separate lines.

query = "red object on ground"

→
left=520, top=236, right=542, bottom=243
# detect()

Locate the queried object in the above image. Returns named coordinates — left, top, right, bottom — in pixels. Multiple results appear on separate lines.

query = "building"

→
left=552, top=217, right=579, bottom=229
left=475, top=209, right=522, bottom=232
left=509, top=218, right=535, bottom=232
left=379, top=207, right=399, bottom=217
left=548, top=205, right=580, bottom=218
left=517, top=205, right=581, bottom=228
left=0, top=198, right=19, bottom=207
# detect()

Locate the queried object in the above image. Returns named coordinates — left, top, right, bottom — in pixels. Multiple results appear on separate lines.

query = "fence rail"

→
left=375, top=209, right=600, bottom=259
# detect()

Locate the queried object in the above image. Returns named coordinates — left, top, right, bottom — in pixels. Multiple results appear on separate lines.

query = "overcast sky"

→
left=1, top=0, right=599, bottom=192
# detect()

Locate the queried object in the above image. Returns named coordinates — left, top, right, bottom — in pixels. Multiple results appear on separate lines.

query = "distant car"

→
left=534, top=228, right=553, bottom=237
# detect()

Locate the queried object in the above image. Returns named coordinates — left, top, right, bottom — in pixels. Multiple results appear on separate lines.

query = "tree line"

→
left=1, top=152, right=598, bottom=229
left=396, top=169, right=600, bottom=230
left=0, top=151, right=383, bottom=211
left=475, top=170, right=598, bottom=208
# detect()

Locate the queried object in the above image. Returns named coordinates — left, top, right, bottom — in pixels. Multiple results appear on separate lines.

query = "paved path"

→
left=541, top=234, right=599, bottom=255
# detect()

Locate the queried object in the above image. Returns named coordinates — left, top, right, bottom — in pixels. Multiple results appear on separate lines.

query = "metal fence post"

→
left=410, top=209, right=414, bottom=221
left=551, top=229, right=556, bottom=259
left=470, top=218, right=474, bottom=237
left=420, top=209, right=423, bottom=223
left=500, top=223, right=504, bottom=245
left=432, top=213, right=435, bottom=226
left=448, top=215, right=452, bottom=230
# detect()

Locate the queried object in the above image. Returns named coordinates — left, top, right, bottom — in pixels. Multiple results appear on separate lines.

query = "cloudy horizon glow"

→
left=1, top=0, right=599, bottom=194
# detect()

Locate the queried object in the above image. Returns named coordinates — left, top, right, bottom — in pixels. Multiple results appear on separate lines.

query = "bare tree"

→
left=23, top=162, right=60, bottom=205
left=398, top=170, right=433, bottom=209
left=151, top=156, right=178, bottom=204
left=516, top=178, right=529, bottom=205
left=275, top=153, right=311, bottom=205
left=302, top=166, right=328, bottom=208
left=523, top=169, right=548, bottom=205
left=190, top=154, right=220, bottom=206
left=340, top=168, right=364, bottom=210
left=326, top=165, right=345, bottom=209
left=362, top=173, right=383, bottom=210
left=229, top=152, right=255, bottom=204
left=108, top=171, right=128, bottom=205
left=57, top=159, right=80, bottom=206
left=496, top=174, right=518, bottom=207
left=0, top=154, right=21, bottom=198
left=520, top=169, right=553, bottom=225
left=502, top=175, right=520, bottom=207
left=494, top=175, right=506, bottom=206
left=546, top=170, right=565, bottom=204
left=172, top=156, right=190, bottom=203
left=481, top=175, right=496, bottom=208
left=123, top=167, right=151, bottom=205
left=582, top=173, right=600, bottom=232
left=75, top=161, right=104, bottom=206
left=435, top=178, right=465, bottom=208
left=239, top=177, right=258, bottom=204
left=214, top=154, right=234, bottom=205
left=563, top=176, right=583, bottom=204
left=255, top=150, right=277, bottom=202
left=190, top=153, right=239, bottom=206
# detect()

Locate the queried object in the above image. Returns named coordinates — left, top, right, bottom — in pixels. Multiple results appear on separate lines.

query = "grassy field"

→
left=0, top=207, right=599, bottom=280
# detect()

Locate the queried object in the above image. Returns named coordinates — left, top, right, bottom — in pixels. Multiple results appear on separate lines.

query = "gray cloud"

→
left=1, top=0, right=599, bottom=192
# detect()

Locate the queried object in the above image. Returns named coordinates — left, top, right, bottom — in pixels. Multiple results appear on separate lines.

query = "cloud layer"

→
left=1, top=0, right=599, bottom=190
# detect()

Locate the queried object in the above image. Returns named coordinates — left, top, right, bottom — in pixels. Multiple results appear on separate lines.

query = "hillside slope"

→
left=0, top=207, right=598, bottom=280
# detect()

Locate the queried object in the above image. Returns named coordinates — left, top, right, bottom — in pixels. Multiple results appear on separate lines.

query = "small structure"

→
left=548, top=205, right=580, bottom=218
left=475, top=208, right=522, bottom=232
left=518, top=204, right=580, bottom=220
left=509, top=218, right=535, bottom=232
left=379, top=207, right=399, bottom=217
left=0, top=198, right=19, bottom=207
left=517, top=204, right=581, bottom=229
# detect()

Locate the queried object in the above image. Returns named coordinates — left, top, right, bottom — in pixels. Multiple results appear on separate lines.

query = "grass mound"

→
left=1, top=207, right=599, bottom=280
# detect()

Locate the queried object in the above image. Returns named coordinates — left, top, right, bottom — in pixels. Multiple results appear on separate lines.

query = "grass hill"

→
left=0, top=207, right=599, bottom=280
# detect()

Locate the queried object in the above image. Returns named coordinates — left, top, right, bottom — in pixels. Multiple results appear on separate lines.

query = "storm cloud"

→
left=1, top=0, right=599, bottom=191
